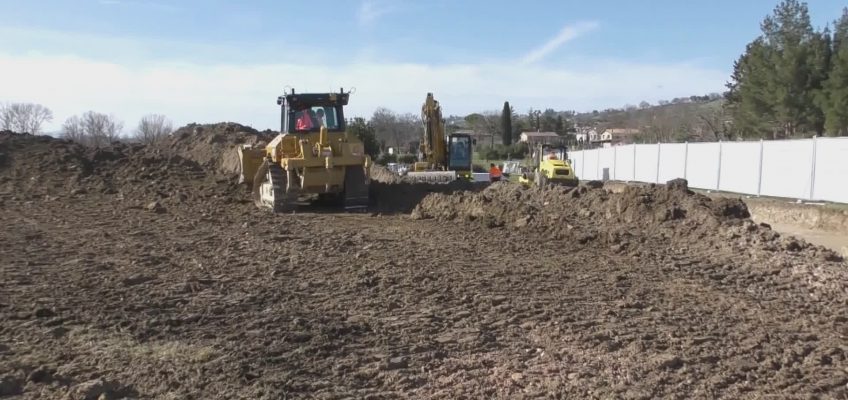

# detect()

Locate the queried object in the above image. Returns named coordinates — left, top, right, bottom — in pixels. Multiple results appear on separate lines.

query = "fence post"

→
left=655, top=142, right=661, bottom=184
left=632, top=144, right=637, bottom=182
left=756, top=139, right=764, bottom=196
left=683, top=141, right=689, bottom=180
left=715, top=140, right=722, bottom=191
left=581, top=150, right=585, bottom=179
left=613, top=145, right=617, bottom=180
left=596, top=148, right=600, bottom=180
left=809, top=136, right=818, bottom=200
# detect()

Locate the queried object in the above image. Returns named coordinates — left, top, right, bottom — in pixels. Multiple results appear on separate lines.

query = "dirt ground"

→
left=2, top=130, right=848, bottom=399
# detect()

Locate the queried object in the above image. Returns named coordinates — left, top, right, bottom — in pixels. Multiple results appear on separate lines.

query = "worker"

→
left=315, top=108, right=327, bottom=127
left=295, top=109, right=314, bottom=131
left=547, top=151, right=559, bottom=160
left=489, top=163, right=502, bottom=182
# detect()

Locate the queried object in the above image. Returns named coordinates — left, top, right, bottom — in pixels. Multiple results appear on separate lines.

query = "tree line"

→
left=0, top=102, right=175, bottom=146
left=725, top=0, right=847, bottom=138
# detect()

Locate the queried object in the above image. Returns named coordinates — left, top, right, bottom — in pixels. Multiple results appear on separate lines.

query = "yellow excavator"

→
left=237, top=88, right=371, bottom=212
left=404, top=93, right=473, bottom=183
left=518, top=143, right=579, bottom=187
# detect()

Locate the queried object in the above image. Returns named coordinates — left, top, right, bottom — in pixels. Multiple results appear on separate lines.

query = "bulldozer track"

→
left=343, top=166, right=369, bottom=211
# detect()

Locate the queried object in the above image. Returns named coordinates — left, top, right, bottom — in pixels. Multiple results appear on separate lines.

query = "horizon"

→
left=1, top=0, right=845, bottom=135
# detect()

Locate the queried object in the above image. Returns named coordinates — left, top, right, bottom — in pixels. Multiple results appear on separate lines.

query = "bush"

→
left=477, top=142, right=529, bottom=160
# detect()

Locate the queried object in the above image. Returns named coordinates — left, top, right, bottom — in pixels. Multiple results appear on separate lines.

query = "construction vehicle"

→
left=404, top=93, right=473, bottom=183
left=518, top=143, right=579, bottom=187
left=237, top=88, right=371, bottom=212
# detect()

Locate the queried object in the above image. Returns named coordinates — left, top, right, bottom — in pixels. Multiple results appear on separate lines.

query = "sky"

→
left=0, top=0, right=845, bottom=134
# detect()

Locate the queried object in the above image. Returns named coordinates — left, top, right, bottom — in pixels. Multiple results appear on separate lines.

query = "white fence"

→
left=569, top=137, right=848, bottom=204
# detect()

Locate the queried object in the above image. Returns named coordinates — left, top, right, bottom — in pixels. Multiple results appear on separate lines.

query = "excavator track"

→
left=343, top=166, right=370, bottom=211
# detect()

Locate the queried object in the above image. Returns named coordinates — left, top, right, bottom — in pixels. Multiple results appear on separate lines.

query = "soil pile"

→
left=0, top=130, right=247, bottom=206
left=162, top=122, right=275, bottom=175
left=411, top=178, right=845, bottom=291
left=368, top=165, right=491, bottom=213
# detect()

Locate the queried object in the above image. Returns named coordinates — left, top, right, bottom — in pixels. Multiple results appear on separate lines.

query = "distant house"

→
left=519, top=131, right=561, bottom=146
left=598, top=128, right=640, bottom=145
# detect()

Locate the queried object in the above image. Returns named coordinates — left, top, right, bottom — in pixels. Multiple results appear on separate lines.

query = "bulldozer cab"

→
left=277, top=91, right=349, bottom=134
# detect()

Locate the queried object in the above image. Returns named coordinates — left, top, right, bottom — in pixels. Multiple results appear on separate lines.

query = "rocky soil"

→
left=1, top=129, right=846, bottom=399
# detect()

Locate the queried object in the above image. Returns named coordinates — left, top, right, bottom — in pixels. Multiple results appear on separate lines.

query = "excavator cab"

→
left=236, top=88, right=370, bottom=212
left=447, top=134, right=472, bottom=180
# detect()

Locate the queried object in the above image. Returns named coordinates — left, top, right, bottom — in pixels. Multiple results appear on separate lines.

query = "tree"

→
left=370, top=108, right=422, bottom=152
left=347, top=117, right=380, bottom=158
left=61, top=111, right=123, bottom=147
left=823, top=8, right=848, bottom=135
left=759, top=0, right=824, bottom=137
left=134, top=114, right=173, bottom=145
left=0, top=103, right=53, bottom=134
left=555, top=115, right=564, bottom=135
left=500, top=101, right=512, bottom=145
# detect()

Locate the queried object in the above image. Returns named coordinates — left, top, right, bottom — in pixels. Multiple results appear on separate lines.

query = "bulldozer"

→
left=403, top=93, right=473, bottom=183
left=518, top=143, right=579, bottom=187
left=237, top=88, right=371, bottom=212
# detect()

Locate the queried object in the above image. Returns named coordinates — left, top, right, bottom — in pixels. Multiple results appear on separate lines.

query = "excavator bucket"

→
left=237, top=144, right=267, bottom=184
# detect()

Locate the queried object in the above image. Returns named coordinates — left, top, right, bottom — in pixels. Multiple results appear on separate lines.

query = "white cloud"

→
left=357, top=0, right=391, bottom=28
left=0, top=52, right=728, bottom=135
left=521, top=21, right=600, bottom=65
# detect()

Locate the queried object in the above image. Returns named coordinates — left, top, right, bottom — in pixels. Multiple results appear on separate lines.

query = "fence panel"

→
left=718, top=141, right=761, bottom=195
left=685, top=142, right=720, bottom=190
left=657, top=143, right=687, bottom=183
left=812, top=137, right=848, bottom=203
left=598, top=147, right=616, bottom=181
left=615, top=144, right=635, bottom=181
left=582, top=149, right=600, bottom=181
left=760, top=139, right=814, bottom=200
left=634, top=144, right=659, bottom=183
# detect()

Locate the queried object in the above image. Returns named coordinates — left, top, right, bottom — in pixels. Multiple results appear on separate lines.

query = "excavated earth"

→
left=1, top=128, right=847, bottom=399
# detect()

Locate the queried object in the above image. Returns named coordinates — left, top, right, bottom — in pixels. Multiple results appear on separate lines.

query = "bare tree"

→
left=61, top=111, right=123, bottom=147
left=135, top=113, right=173, bottom=145
left=0, top=103, right=53, bottom=134
left=61, top=115, right=85, bottom=143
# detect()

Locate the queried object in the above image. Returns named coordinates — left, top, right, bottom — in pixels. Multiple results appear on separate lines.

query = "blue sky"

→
left=1, top=0, right=845, bottom=132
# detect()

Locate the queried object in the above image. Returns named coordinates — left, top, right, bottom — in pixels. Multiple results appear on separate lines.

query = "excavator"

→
left=403, top=93, right=473, bottom=183
left=236, top=88, right=371, bottom=212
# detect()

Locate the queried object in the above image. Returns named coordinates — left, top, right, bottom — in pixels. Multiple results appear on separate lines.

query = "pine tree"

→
left=726, top=0, right=829, bottom=138
left=726, top=39, right=777, bottom=138
left=823, top=8, right=848, bottom=136
left=501, top=101, right=512, bottom=145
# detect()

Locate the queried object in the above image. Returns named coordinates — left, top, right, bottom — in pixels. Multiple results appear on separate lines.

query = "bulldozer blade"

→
left=237, top=145, right=267, bottom=185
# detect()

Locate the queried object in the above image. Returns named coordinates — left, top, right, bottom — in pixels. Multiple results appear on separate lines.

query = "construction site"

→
left=2, top=90, right=847, bottom=399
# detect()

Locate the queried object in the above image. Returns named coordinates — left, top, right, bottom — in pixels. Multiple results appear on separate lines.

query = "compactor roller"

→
left=237, top=88, right=371, bottom=212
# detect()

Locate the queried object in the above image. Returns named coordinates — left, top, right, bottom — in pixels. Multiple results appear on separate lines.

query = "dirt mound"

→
left=411, top=179, right=843, bottom=263
left=162, top=122, right=275, bottom=175
left=0, top=131, right=243, bottom=206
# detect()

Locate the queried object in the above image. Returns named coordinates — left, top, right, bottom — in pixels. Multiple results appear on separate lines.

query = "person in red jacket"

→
left=295, top=109, right=314, bottom=131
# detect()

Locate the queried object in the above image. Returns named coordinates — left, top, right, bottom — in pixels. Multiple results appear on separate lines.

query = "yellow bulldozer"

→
left=518, top=143, right=579, bottom=187
left=237, top=88, right=371, bottom=212
left=403, top=92, right=473, bottom=183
